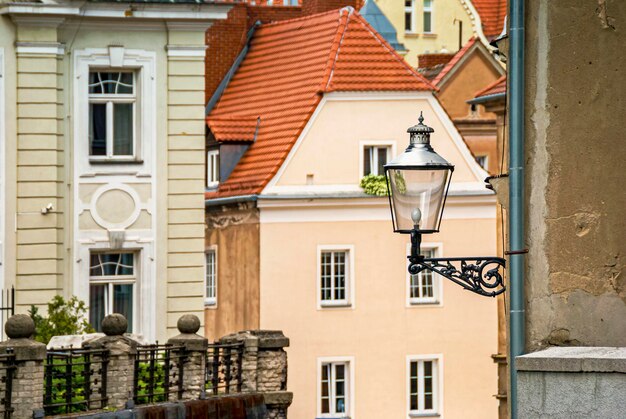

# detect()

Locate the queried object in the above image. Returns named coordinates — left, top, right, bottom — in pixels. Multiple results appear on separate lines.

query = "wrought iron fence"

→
left=0, top=350, right=16, bottom=419
left=0, top=289, right=14, bottom=342
left=205, top=342, right=244, bottom=395
left=43, top=347, right=109, bottom=415
left=134, top=343, right=186, bottom=405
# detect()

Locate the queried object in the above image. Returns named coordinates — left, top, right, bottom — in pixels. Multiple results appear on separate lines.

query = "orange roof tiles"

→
left=474, top=75, right=506, bottom=99
left=473, top=0, right=507, bottom=39
left=431, top=36, right=478, bottom=87
left=206, top=7, right=434, bottom=199
left=207, top=116, right=260, bottom=142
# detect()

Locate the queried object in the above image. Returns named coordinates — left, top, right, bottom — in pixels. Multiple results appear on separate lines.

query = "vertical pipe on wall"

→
left=508, top=0, right=525, bottom=418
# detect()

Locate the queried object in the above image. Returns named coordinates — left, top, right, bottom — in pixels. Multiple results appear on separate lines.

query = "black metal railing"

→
left=0, top=350, right=16, bottom=418
left=43, top=348, right=109, bottom=415
left=205, top=342, right=244, bottom=395
left=134, top=343, right=186, bottom=405
left=0, top=289, right=14, bottom=342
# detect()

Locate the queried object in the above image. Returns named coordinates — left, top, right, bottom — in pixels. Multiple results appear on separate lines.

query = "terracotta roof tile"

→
left=474, top=75, right=506, bottom=99
left=473, top=0, right=507, bottom=39
left=431, top=36, right=478, bottom=87
left=206, top=7, right=434, bottom=199
left=207, top=116, right=260, bottom=142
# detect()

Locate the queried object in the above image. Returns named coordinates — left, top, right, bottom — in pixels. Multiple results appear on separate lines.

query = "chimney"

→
left=417, top=53, right=455, bottom=70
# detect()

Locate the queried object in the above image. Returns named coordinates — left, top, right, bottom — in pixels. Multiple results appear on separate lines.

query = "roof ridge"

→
left=257, top=6, right=348, bottom=28
left=318, top=7, right=353, bottom=92
left=431, top=36, right=478, bottom=86
left=338, top=11, right=436, bottom=92
left=474, top=74, right=506, bottom=98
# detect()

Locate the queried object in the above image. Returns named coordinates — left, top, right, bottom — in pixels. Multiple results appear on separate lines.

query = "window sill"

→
left=422, top=33, right=437, bottom=38
left=206, top=184, right=220, bottom=191
left=405, top=32, right=419, bottom=38
left=319, top=301, right=352, bottom=309
left=409, top=412, right=440, bottom=418
left=89, top=158, right=143, bottom=164
left=409, top=300, right=441, bottom=306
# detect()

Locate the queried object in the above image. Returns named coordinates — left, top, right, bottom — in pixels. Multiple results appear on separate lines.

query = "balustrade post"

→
left=89, top=314, right=137, bottom=410
left=167, top=314, right=207, bottom=401
left=0, top=315, right=46, bottom=418
left=220, top=330, right=292, bottom=419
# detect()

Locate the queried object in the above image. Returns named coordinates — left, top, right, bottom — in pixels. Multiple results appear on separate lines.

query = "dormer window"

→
left=207, top=149, right=220, bottom=188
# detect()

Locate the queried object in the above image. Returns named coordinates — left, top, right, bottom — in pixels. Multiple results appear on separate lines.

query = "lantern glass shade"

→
left=385, top=166, right=452, bottom=233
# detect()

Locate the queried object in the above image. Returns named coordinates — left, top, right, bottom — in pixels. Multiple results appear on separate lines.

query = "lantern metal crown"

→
left=384, top=112, right=506, bottom=297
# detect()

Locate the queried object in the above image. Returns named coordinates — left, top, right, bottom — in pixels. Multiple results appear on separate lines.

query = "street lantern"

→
left=384, top=112, right=506, bottom=297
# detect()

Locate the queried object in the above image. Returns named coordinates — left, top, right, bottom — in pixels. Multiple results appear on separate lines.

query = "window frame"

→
left=423, top=0, right=434, bottom=34
left=317, top=245, right=355, bottom=309
left=406, top=354, right=443, bottom=417
left=359, top=140, right=396, bottom=179
left=88, top=70, right=139, bottom=162
left=88, top=251, right=138, bottom=332
left=475, top=154, right=489, bottom=171
left=405, top=0, right=416, bottom=33
left=207, top=148, right=220, bottom=188
left=205, top=246, right=218, bottom=307
left=406, top=243, right=443, bottom=306
left=317, top=356, right=355, bottom=419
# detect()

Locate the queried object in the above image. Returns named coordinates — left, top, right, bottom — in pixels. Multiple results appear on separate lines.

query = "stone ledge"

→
left=516, top=347, right=626, bottom=373
left=263, top=391, right=293, bottom=407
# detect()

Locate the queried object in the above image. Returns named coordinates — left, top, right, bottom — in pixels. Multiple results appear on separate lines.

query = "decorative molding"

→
left=206, top=212, right=254, bottom=229
left=9, top=15, right=67, bottom=28
left=165, top=21, right=215, bottom=32
left=88, top=183, right=145, bottom=231
left=166, top=45, right=208, bottom=58
left=16, top=42, right=65, bottom=56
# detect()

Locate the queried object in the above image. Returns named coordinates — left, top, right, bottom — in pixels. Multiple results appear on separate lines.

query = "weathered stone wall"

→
left=524, top=0, right=626, bottom=350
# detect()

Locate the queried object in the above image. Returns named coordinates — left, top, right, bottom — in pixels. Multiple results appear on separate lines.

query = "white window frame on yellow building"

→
left=317, top=356, right=355, bottom=419
left=359, top=140, right=396, bottom=178
left=317, top=244, right=355, bottom=309
left=423, top=0, right=434, bottom=34
left=405, top=0, right=416, bottom=34
left=406, top=354, right=443, bottom=417
left=406, top=242, right=443, bottom=306
left=205, top=245, right=218, bottom=307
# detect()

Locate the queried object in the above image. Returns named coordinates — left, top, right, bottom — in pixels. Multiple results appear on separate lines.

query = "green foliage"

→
left=359, top=174, right=389, bottom=196
left=29, top=295, right=95, bottom=344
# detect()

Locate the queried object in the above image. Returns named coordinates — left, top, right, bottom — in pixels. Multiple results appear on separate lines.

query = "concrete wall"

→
left=523, top=0, right=626, bottom=350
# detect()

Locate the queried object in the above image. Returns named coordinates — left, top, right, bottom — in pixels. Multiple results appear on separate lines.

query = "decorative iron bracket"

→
left=408, top=230, right=506, bottom=297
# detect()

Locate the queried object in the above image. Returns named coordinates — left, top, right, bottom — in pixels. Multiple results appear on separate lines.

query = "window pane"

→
left=321, top=252, right=332, bottom=301
left=364, top=147, right=372, bottom=176
left=113, top=103, right=133, bottom=156
left=321, top=364, right=330, bottom=413
left=206, top=251, right=216, bottom=300
left=424, top=361, right=433, bottom=409
left=117, top=73, right=134, bottom=94
left=336, top=397, right=346, bottom=413
left=89, top=103, right=107, bottom=156
left=424, top=11, right=432, bottom=32
left=113, top=284, right=133, bottom=332
left=334, top=252, right=345, bottom=300
left=117, top=253, right=134, bottom=275
left=405, top=12, right=412, bottom=31
left=89, top=284, right=107, bottom=332
left=377, top=147, right=388, bottom=175
left=88, top=72, right=102, bottom=94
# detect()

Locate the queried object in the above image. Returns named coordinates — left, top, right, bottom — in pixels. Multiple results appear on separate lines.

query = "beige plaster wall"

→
left=374, top=0, right=475, bottom=66
left=259, top=216, right=498, bottom=419
left=522, top=0, right=626, bottom=349
left=276, top=95, right=481, bottom=188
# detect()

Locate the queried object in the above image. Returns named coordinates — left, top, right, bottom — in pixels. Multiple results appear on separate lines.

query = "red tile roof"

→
left=430, top=37, right=478, bottom=87
left=208, top=116, right=259, bottom=142
left=474, top=75, right=506, bottom=99
left=473, top=0, right=507, bottom=39
left=206, top=7, right=434, bottom=199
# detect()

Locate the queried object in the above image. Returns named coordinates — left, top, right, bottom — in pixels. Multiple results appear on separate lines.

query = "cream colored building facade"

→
left=0, top=0, right=231, bottom=340
left=254, top=92, right=498, bottom=418
left=372, top=0, right=490, bottom=66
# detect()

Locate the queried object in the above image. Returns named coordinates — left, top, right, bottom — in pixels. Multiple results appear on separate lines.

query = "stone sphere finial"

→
left=177, top=314, right=200, bottom=334
left=5, top=314, right=35, bottom=339
left=101, top=313, right=128, bottom=336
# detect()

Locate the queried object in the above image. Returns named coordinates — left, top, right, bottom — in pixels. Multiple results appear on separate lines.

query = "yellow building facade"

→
left=0, top=0, right=231, bottom=341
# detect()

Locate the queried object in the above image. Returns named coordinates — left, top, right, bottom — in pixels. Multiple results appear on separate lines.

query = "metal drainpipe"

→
left=508, top=0, right=525, bottom=418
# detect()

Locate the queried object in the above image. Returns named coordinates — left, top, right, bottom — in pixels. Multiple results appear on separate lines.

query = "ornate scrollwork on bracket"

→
left=409, top=257, right=506, bottom=297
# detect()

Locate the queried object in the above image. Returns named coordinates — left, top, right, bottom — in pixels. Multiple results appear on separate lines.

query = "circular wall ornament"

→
left=90, top=183, right=143, bottom=230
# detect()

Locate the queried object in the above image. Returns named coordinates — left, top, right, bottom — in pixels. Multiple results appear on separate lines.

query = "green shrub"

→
left=29, top=295, right=95, bottom=344
left=359, top=174, right=389, bottom=196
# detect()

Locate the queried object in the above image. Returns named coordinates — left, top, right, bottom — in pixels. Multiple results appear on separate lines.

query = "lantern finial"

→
left=418, top=111, right=424, bottom=125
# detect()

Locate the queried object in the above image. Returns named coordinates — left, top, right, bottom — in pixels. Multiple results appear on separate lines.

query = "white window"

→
left=89, top=252, right=136, bottom=332
left=320, top=361, right=350, bottom=417
left=207, top=149, right=220, bottom=188
left=318, top=246, right=354, bottom=307
left=205, top=248, right=217, bottom=306
left=407, top=356, right=441, bottom=416
left=408, top=246, right=441, bottom=305
left=88, top=71, right=137, bottom=160
left=363, top=145, right=391, bottom=176
left=475, top=155, right=489, bottom=171
left=423, top=0, right=433, bottom=33
left=405, top=0, right=416, bottom=32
